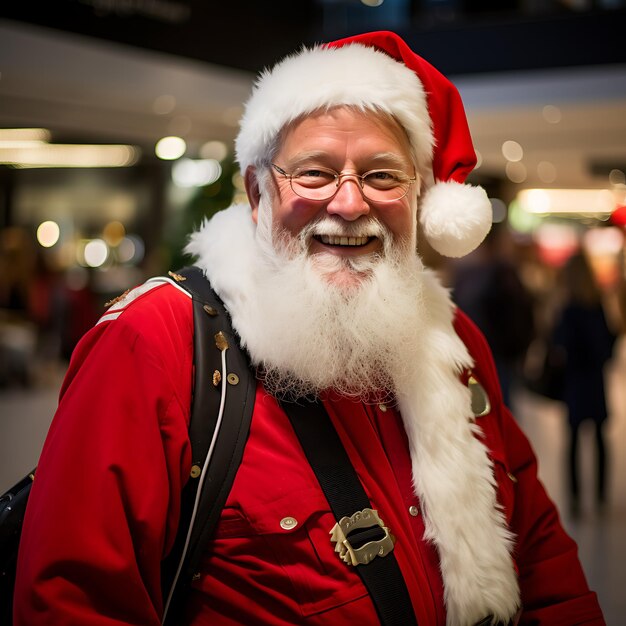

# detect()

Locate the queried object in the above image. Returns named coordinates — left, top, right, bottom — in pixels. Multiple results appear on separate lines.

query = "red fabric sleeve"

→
left=454, top=308, right=605, bottom=625
left=14, top=284, right=194, bottom=625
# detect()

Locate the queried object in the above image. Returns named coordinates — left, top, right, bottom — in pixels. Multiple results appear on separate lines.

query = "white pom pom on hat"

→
left=235, top=30, right=492, bottom=258
left=420, top=180, right=492, bottom=258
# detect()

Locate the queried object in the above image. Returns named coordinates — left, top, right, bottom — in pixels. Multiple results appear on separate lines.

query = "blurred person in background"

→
left=14, top=31, right=604, bottom=625
left=553, top=251, right=618, bottom=518
left=452, top=222, right=536, bottom=408
left=0, top=227, right=37, bottom=387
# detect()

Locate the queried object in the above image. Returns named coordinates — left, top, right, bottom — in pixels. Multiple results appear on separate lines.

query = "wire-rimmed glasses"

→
left=271, top=163, right=417, bottom=203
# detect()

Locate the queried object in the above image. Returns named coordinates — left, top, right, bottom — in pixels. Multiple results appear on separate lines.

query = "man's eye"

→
left=298, top=169, right=330, bottom=178
left=364, top=170, right=400, bottom=187
left=294, top=169, right=335, bottom=186
left=370, top=171, right=394, bottom=180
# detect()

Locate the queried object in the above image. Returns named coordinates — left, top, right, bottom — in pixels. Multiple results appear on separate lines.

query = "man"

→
left=14, top=31, right=604, bottom=625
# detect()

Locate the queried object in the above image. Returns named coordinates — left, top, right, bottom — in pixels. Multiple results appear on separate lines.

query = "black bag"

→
left=0, top=472, right=35, bottom=619
left=0, top=267, right=255, bottom=625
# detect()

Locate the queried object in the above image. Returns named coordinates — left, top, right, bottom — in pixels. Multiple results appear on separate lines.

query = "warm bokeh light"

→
left=537, top=161, right=557, bottom=184
left=0, top=128, right=51, bottom=147
left=517, top=188, right=616, bottom=215
left=155, top=136, right=186, bottom=160
left=502, top=140, right=523, bottom=162
left=199, top=140, right=228, bottom=162
left=117, top=235, right=145, bottom=264
left=83, top=239, right=109, bottom=268
left=583, top=226, right=624, bottom=256
left=533, top=222, right=580, bottom=267
left=0, top=144, right=140, bottom=167
left=583, top=227, right=625, bottom=288
left=232, top=171, right=245, bottom=191
left=103, top=221, right=126, bottom=247
left=505, top=161, right=527, bottom=183
left=609, top=169, right=625, bottom=186
left=36, top=220, right=60, bottom=247
left=172, top=158, right=221, bottom=187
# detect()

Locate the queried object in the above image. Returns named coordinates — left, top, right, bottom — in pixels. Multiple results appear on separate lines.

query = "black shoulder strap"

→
left=161, top=266, right=256, bottom=625
left=279, top=397, right=418, bottom=626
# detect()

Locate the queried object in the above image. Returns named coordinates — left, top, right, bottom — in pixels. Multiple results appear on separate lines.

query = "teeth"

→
left=319, top=235, right=369, bottom=246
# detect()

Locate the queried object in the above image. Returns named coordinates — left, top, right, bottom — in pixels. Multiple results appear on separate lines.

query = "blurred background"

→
left=1, top=1, right=625, bottom=621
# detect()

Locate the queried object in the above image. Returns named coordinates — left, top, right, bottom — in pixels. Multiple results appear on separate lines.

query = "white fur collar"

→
left=185, top=204, right=520, bottom=625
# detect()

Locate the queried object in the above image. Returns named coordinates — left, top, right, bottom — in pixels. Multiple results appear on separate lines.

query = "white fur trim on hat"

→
left=420, top=181, right=493, bottom=258
left=235, top=43, right=434, bottom=176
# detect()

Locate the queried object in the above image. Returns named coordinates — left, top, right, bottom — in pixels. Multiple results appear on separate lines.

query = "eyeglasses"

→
left=271, top=163, right=417, bottom=203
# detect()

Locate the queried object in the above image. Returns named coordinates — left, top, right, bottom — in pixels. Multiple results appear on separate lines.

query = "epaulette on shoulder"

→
left=97, top=274, right=192, bottom=326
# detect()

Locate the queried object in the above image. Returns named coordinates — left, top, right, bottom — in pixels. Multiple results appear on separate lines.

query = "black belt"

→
left=279, top=396, right=418, bottom=626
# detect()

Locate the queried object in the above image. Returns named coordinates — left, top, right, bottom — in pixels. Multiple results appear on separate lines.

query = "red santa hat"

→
left=235, top=30, right=492, bottom=258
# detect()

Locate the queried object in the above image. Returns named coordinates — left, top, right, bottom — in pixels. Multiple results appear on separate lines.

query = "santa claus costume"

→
left=14, top=31, right=604, bottom=626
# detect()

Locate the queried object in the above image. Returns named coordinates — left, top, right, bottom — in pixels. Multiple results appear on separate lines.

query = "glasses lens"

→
left=288, top=167, right=412, bottom=202
left=290, top=167, right=337, bottom=200
left=362, top=170, right=411, bottom=202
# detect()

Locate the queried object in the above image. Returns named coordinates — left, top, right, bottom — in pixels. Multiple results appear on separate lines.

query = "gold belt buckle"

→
left=330, top=508, right=395, bottom=566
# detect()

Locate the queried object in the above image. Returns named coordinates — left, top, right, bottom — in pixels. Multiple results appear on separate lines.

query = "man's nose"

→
left=325, top=178, right=370, bottom=221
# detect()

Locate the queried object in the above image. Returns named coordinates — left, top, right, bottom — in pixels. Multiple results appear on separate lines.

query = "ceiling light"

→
left=517, top=188, right=616, bottom=215
left=0, top=128, right=51, bottom=144
left=0, top=144, right=140, bottom=168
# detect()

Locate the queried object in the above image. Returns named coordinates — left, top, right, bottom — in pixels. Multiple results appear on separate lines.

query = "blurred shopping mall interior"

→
left=1, top=1, right=626, bottom=622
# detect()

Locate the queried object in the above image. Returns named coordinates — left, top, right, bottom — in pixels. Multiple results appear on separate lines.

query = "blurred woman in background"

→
left=553, top=251, right=617, bottom=518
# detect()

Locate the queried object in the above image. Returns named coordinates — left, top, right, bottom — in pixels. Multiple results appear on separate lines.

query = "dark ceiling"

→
left=1, top=1, right=625, bottom=77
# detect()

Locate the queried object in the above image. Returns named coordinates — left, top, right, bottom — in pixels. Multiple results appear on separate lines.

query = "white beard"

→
left=185, top=202, right=521, bottom=625
left=249, top=193, right=427, bottom=400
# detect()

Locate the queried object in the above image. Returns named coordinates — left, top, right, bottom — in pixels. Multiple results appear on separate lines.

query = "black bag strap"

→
left=279, top=397, right=418, bottom=626
left=160, top=266, right=256, bottom=625
left=0, top=471, right=35, bottom=626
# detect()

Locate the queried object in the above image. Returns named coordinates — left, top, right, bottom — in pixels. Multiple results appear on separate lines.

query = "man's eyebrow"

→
left=285, top=151, right=411, bottom=170
left=285, top=151, right=331, bottom=168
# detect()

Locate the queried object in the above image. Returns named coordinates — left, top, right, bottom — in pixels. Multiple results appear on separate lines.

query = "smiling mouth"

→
left=315, top=235, right=374, bottom=247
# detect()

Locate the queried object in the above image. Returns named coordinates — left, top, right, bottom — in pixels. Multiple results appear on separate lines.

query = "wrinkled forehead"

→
left=271, top=105, right=415, bottom=167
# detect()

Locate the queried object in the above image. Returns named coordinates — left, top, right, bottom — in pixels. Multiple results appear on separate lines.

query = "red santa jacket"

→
left=14, top=280, right=604, bottom=625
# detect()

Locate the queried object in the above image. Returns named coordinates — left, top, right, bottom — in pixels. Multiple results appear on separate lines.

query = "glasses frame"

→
left=271, top=163, right=418, bottom=203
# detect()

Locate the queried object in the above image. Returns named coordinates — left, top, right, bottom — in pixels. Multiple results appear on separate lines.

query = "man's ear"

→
left=244, top=166, right=261, bottom=224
